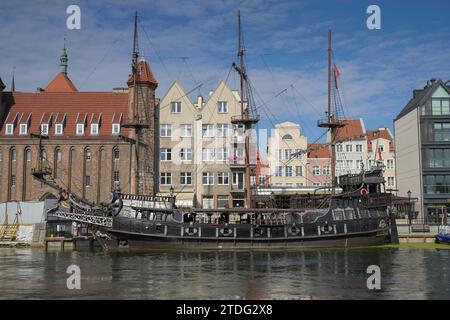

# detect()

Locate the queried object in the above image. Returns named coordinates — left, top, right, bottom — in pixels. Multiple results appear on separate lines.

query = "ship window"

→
left=344, top=209, right=355, bottom=220
left=333, top=209, right=345, bottom=221
left=359, top=209, right=369, bottom=218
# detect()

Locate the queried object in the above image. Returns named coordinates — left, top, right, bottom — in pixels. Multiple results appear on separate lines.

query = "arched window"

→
left=85, top=148, right=92, bottom=161
left=282, top=134, right=293, bottom=141
left=10, top=148, right=17, bottom=161
left=25, top=148, right=32, bottom=161
left=113, top=147, right=120, bottom=160
left=55, top=148, right=62, bottom=162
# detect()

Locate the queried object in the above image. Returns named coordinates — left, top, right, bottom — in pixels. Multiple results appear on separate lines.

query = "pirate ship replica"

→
left=32, top=12, right=398, bottom=250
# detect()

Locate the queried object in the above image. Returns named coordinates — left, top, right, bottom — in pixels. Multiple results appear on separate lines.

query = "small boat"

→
left=435, top=226, right=450, bottom=244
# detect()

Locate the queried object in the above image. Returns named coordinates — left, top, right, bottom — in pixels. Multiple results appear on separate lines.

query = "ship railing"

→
left=121, top=193, right=175, bottom=203
left=361, top=193, right=392, bottom=207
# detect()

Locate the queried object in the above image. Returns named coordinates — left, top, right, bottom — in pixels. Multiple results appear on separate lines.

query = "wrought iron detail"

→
left=52, top=211, right=113, bottom=227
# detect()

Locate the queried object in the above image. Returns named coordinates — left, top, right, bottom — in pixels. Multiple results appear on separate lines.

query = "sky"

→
left=1, top=0, right=450, bottom=143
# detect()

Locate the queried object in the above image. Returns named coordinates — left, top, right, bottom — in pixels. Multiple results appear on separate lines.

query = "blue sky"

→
left=1, top=0, right=450, bottom=142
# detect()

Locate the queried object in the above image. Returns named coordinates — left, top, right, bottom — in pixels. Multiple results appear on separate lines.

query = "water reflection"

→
left=0, top=248, right=449, bottom=299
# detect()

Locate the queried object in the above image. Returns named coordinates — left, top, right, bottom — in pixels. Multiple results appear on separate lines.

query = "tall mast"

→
left=318, top=30, right=342, bottom=194
left=328, top=30, right=336, bottom=194
left=232, top=10, right=259, bottom=208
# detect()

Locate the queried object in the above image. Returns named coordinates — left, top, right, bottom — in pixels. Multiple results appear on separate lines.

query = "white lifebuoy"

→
left=360, top=188, right=368, bottom=196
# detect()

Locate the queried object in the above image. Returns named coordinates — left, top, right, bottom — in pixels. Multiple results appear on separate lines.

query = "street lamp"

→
left=407, top=190, right=412, bottom=228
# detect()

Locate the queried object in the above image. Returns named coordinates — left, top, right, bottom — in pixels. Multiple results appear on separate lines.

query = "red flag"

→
left=333, top=63, right=340, bottom=89
left=377, top=147, right=382, bottom=161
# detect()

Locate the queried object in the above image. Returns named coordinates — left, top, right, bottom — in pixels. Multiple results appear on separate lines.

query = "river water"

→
left=0, top=247, right=449, bottom=299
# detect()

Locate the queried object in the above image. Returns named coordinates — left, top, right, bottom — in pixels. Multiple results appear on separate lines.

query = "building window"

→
left=113, top=148, right=120, bottom=160
left=56, top=149, right=62, bottom=161
left=217, top=148, right=228, bottom=162
left=322, top=165, right=330, bottom=176
left=160, top=124, right=172, bottom=137
left=202, top=124, right=214, bottom=137
left=284, top=149, right=291, bottom=160
left=5, top=124, right=14, bottom=135
left=84, top=175, right=91, bottom=187
left=202, top=172, right=214, bottom=185
left=19, top=124, right=28, bottom=135
left=41, top=124, right=49, bottom=135
left=202, top=196, right=214, bottom=209
left=91, top=123, right=99, bottom=135
left=387, top=159, right=394, bottom=169
left=313, top=183, right=320, bottom=187
left=336, top=144, right=343, bottom=152
left=387, top=177, right=395, bottom=186
left=312, top=166, right=320, bottom=176
left=217, top=172, right=230, bottom=185
left=180, top=124, right=192, bottom=137
left=426, top=148, right=450, bottom=168
left=217, top=196, right=229, bottom=208
left=294, top=149, right=302, bottom=159
left=346, top=144, right=352, bottom=152
left=356, top=160, right=363, bottom=170
left=171, top=101, right=182, bottom=113
left=285, top=166, right=292, bottom=177
left=55, top=123, right=63, bottom=135
left=76, top=123, right=84, bottom=135
left=431, top=99, right=450, bottom=116
left=295, top=166, right=303, bottom=177
left=356, top=144, right=362, bottom=152
left=113, top=171, right=120, bottom=183
left=160, top=148, right=172, bottom=161
left=11, top=149, right=17, bottom=161
left=275, top=149, right=282, bottom=160
left=275, top=166, right=282, bottom=177
left=217, top=101, right=228, bottom=113
left=180, top=148, right=192, bottom=161
left=202, top=148, right=215, bottom=162
left=424, top=175, right=450, bottom=194
left=379, top=145, right=384, bottom=152
left=11, top=175, right=16, bottom=187
left=346, top=160, right=354, bottom=169
left=85, top=150, right=92, bottom=161
left=25, top=149, right=32, bottom=161
left=112, top=123, right=120, bottom=135
left=434, top=123, right=450, bottom=142
left=258, top=175, right=265, bottom=185
left=160, top=172, right=172, bottom=185
left=217, top=124, right=228, bottom=137
left=180, top=172, right=192, bottom=185
left=282, top=134, right=293, bottom=140
left=0, top=149, right=2, bottom=161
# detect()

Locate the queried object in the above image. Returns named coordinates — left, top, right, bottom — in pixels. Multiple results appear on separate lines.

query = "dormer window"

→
left=19, top=124, right=28, bottom=135
left=41, top=124, right=49, bottom=135
left=91, top=123, right=99, bottom=135
left=171, top=101, right=182, bottom=113
left=55, top=123, right=63, bottom=135
left=76, top=123, right=84, bottom=135
left=5, top=124, right=14, bottom=135
left=112, top=123, right=120, bottom=135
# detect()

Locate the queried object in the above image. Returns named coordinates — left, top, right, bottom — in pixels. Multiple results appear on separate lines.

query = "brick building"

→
left=0, top=44, right=159, bottom=203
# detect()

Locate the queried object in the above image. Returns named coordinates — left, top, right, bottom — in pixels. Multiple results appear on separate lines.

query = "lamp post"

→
left=407, top=190, right=412, bottom=231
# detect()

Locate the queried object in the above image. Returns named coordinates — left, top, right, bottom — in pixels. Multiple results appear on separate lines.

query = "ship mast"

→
left=231, top=10, right=259, bottom=208
left=318, top=30, right=343, bottom=194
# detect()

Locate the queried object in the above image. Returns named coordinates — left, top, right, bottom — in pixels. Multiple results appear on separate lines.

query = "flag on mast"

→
left=333, top=63, right=340, bottom=89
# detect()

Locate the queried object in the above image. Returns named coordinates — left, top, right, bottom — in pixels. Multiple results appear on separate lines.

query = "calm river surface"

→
left=0, top=247, right=449, bottom=299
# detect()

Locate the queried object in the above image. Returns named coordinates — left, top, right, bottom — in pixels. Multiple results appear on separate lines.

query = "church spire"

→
left=11, top=66, right=16, bottom=92
left=60, top=36, right=68, bottom=75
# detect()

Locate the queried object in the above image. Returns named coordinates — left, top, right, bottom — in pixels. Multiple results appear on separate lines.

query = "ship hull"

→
left=93, top=227, right=390, bottom=251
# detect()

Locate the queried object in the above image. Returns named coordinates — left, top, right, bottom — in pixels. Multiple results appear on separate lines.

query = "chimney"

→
left=430, top=78, right=437, bottom=84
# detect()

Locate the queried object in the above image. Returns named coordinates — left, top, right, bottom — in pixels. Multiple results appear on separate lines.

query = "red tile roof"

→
left=1, top=92, right=130, bottom=139
left=44, top=73, right=78, bottom=92
left=335, top=119, right=365, bottom=142
left=308, top=143, right=330, bottom=159
left=127, top=60, right=158, bottom=86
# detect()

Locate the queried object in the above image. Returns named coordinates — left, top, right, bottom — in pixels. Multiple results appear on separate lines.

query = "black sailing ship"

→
left=32, top=12, right=399, bottom=250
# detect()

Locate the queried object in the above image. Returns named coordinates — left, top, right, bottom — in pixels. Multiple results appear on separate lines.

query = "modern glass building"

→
left=395, top=79, right=450, bottom=223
